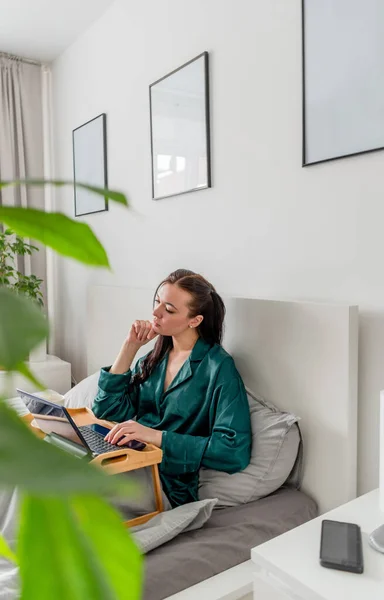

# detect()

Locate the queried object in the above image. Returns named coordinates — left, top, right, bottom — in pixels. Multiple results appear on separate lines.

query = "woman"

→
left=93, top=269, right=252, bottom=510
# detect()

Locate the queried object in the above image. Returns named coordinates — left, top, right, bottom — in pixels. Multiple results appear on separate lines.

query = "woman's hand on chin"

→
left=125, top=320, right=158, bottom=348
left=105, top=420, right=163, bottom=447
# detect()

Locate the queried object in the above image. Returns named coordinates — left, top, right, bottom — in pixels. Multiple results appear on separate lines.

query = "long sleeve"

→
left=160, top=373, right=252, bottom=476
left=92, top=363, right=141, bottom=422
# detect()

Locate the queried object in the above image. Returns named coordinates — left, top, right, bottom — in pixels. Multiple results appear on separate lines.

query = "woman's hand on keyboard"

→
left=105, top=420, right=163, bottom=448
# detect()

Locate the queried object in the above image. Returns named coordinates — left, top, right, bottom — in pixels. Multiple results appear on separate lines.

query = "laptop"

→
left=17, top=389, right=146, bottom=458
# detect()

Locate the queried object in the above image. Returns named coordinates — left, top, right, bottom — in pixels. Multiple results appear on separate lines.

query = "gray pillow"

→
left=198, top=389, right=301, bottom=507
left=131, top=498, right=217, bottom=553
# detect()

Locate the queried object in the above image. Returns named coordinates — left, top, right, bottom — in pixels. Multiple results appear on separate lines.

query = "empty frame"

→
left=73, top=113, right=108, bottom=216
left=150, top=52, right=211, bottom=200
left=302, top=0, right=384, bottom=165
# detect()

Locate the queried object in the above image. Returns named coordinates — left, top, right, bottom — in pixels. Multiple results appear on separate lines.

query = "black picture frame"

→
left=72, top=113, right=108, bottom=216
left=149, top=51, right=211, bottom=200
left=302, top=0, right=384, bottom=167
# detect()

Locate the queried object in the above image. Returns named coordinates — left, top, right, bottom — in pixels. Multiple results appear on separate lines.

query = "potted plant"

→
left=0, top=180, right=142, bottom=599
left=0, top=228, right=45, bottom=363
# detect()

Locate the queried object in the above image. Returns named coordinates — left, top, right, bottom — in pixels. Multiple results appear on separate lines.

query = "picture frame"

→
left=73, top=113, right=108, bottom=216
left=149, top=51, right=211, bottom=200
left=302, top=0, right=384, bottom=166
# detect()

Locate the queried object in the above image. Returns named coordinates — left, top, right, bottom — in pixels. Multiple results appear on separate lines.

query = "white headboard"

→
left=87, top=285, right=358, bottom=514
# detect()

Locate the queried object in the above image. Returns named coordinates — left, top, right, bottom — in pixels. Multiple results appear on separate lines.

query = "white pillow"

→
left=35, top=389, right=65, bottom=405
left=198, top=389, right=301, bottom=507
left=63, top=371, right=100, bottom=409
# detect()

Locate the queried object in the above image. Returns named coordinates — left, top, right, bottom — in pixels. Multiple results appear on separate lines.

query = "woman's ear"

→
left=189, top=315, right=204, bottom=329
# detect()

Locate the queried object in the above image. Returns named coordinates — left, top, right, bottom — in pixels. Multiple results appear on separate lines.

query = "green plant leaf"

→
left=0, top=534, right=17, bottom=564
left=19, top=495, right=111, bottom=600
left=0, top=287, right=49, bottom=370
left=72, top=495, right=143, bottom=600
left=18, top=494, right=142, bottom=600
left=15, top=362, right=45, bottom=390
left=0, top=402, right=131, bottom=496
left=0, top=179, right=128, bottom=207
left=0, top=207, right=109, bottom=267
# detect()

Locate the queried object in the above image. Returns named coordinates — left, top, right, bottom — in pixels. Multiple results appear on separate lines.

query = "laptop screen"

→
left=18, top=391, right=87, bottom=450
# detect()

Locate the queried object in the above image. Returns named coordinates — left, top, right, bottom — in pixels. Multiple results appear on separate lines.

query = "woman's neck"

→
left=171, top=330, right=199, bottom=355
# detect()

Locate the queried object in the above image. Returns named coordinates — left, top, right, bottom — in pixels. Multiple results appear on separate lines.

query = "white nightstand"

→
left=0, top=355, right=72, bottom=397
left=252, top=489, right=384, bottom=599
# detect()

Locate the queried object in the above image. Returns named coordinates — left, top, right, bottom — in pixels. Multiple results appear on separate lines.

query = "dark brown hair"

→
left=132, top=269, right=225, bottom=387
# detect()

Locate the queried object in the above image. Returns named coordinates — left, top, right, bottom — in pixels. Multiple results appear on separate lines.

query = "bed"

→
left=87, top=286, right=359, bottom=600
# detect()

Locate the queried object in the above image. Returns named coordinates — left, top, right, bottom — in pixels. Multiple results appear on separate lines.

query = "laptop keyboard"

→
left=78, top=426, right=118, bottom=455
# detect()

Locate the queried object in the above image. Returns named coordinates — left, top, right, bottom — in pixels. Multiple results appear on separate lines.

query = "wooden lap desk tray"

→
left=23, top=407, right=164, bottom=528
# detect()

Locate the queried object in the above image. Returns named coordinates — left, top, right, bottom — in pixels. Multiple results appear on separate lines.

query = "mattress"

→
left=143, top=487, right=318, bottom=600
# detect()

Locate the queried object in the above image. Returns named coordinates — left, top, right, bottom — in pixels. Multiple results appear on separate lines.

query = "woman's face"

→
left=152, top=283, right=202, bottom=336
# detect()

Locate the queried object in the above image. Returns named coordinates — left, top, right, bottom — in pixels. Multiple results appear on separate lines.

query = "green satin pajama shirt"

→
left=92, top=338, right=252, bottom=507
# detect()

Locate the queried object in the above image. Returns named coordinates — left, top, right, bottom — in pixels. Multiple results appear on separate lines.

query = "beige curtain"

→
left=0, top=54, right=46, bottom=302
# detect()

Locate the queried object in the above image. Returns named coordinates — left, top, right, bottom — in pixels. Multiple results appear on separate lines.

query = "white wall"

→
left=52, top=0, right=384, bottom=496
